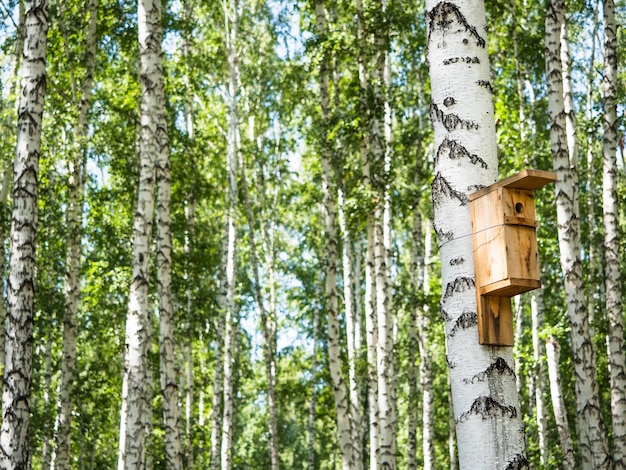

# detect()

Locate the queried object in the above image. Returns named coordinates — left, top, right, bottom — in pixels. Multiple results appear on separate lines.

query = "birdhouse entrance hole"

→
left=469, top=169, right=557, bottom=346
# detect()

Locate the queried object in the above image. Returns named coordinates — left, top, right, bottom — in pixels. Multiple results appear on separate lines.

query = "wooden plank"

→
left=477, top=294, right=514, bottom=346
left=479, top=278, right=541, bottom=297
left=469, top=169, right=557, bottom=201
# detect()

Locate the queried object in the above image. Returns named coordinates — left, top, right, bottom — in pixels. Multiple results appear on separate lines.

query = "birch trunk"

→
left=315, top=2, right=355, bottom=468
left=545, top=337, right=575, bottom=468
left=425, top=1, right=527, bottom=468
left=356, top=0, right=379, bottom=466
left=220, top=1, right=240, bottom=468
left=53, top=1, right=97, bottom=468
left=530, top=291, right=548, bottom=465
left=154, top=6, right=183, bottom=466
left=338, top=186, right=363, bottom=469
left=419, top=219, right=435, bottom=470
left=0, top=1, right=48, bottom=467
left=0, top=0, right=25, bottom=384
left=118, top=0, right=167, bottom=466
left=308, top=282, right=320, bottom=470
left=601, top=0, right=626, bottom=464
left=240, top=153, right=279, bottom=470
left=545, top=2, right=612, bottom=468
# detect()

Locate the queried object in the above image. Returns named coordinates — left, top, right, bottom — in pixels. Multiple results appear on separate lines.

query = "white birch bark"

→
left=315, top=3, right=354, bottom=468
left=154, top=0, right=183, bottom=461
left=602, top=0, right=626, bottom=465
left=240, top=152, right=279, bottom=470
left=545, top=2, right=612, bottom=468
left=545, top=337, right=575, bottom=469
left=0, top=1, right=48, bottom=467
left=220, top=1, right=240, bottom=468
left=118, top=0, right=167, bottom=466
left=356, top=1, right=379, bottom=466
left=530, top=291, right=548, bottom=466
left=53, top=2, right=97, bottom=468
left=338, top=187, right=363, bottom=470
left=425, top=1, right=527, bottom=468
left=308, top=282, right=320, bottom=470
left=419, top=219, right=435, bottom=470
left=0, top=0, right=24, bottom=385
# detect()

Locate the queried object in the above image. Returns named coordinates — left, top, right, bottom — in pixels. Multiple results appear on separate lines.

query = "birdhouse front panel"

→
left=470, top=186, right=542, bottom=297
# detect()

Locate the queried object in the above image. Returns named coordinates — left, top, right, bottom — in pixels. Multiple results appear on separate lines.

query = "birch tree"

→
left=545, top=1, right=611, bottom=467
left=0, top=0, right=49, bottom=467
left=425, top=1, right=527, bottom=468
left=601, top=0, right=626, bottom=465
left=219, top=1, right=241, bottom=468
left=118, top=0, right=170, bottom=466
left=314, top=2, right=357, bottom=469
left=51, top=1, right=98, bottom=468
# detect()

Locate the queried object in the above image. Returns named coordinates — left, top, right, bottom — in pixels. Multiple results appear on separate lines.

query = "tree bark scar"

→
left=476, top=80, right=493, bottom=93
left=443, top=56, right=480, bottom=65
left=464, top=357, right=516, bottom=384
left=449, top=310, right=477, bottom=337
left=443, top=276, right=474, bottom=299
left=432, top=172, right=469, bottom=206
left=457, top=396, right=517, bottom=424
left=430, top=103, right=479, bottom=132
left=435, top=137, right=488, bottom=168
left=427, top=1, right=486, bottom=48
left=505, top=454, right=530, bottom=470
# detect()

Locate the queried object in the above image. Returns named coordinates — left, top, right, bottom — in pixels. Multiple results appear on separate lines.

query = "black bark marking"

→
left=441, top=308, right=453, bottom=322
left=435, top=137, right=488, bottom=168
left=464, top=357, right=515, bottom=383
left=477, top=80, right=494, bottom=93
left=505, top=454, right=530, bottom=470
left=449, top=310, right=477, bottom=336
left=468, top=184, right=486, bottom=192
left=457, top=395, right=517, bottom=423
left=443, top=96, right=455, bottom=107
left=443, top=56, right=480, bottom=65
left=430, top=103, right=480, bottom=132
left=443, top=276, right=474, bottom=299
left=432, top=172, right=469, bottom=206
left=433, top=224, right=454, bottom=243
left=427, top=2, right=486, bottom=48
left=449, top=257, right=464, bottom=265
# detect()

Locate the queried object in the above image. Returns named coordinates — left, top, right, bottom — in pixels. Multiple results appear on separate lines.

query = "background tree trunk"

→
left=545, top=1, right=611, bottom=467
left=0, top=0, right=49, bottom=467
left=53, top=1, right=97, bottom=467
left=601, top=0, right=626, bottom=465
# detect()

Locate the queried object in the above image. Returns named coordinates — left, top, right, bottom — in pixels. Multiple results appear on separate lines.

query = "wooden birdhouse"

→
left=469, top=169, right=557, bottom=346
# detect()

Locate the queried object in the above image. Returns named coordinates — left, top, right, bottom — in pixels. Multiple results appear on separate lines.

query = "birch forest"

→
left=0, top=0, right=625, bottom=468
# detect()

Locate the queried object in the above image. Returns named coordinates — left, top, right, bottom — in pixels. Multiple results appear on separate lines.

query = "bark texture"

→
left=545, top=337, right=575, bottom=469
left=315, top=2, right=356, bottom=468
left=0, top=1, right=49, bottom=467
left=425, top=1, right=527, bottom=468
left=601, top=1, right=626, bottom=466
left=545, top=2, right=612, bottom=468
left=52, top=1, right=97, bottom=468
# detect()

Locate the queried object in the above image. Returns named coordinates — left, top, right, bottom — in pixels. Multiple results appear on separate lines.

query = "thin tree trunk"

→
left=355, top=1, right=379, bottom=466
left=53, top=1, right=97, bottom=468
left=545, top=2, right=612, bottom=468
left=0, top=1, right=49, bottom=467
left=315, top=2, right=355, bottom=468
left=239, top=151, right=279, bottom=470
left=425, top=1, right=527, bottom=468
left=531, top=290, right=548, bottom=465
left=545, top=337, right=575, bottom=468
left=419, top=219, right=435, bottom=470
left=118, top=0, right=168, bottom=466
left=308, top=281, right=320, bottom=470
left=220, top=2, right=240, bottom=469
left=601, top=0, right=626, bottom=465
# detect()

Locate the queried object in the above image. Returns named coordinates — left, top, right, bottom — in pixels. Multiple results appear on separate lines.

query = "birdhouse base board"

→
left=477, top=295, right=514, bottom=347
left=478, top=278, right=541, bottom=297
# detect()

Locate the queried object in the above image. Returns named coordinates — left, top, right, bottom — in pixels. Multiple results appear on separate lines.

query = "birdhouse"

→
left=469, top=169, right=557, bottom=346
